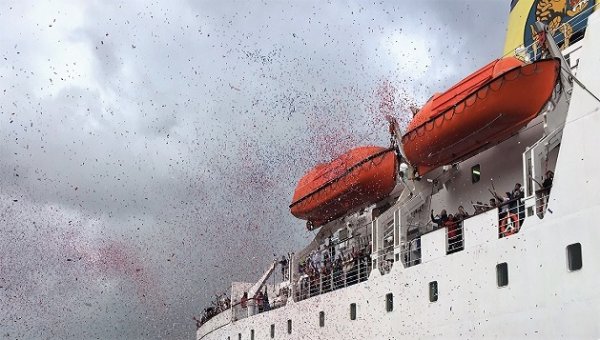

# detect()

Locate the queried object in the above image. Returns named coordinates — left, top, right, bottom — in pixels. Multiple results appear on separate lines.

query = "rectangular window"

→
left=350, top=303, right=357, bottom=320
left=238, top=333, right=241, bottom=340
left=287, top=319, right=292, bottom=334
left=250, top=329, right=254, bottom=340
left=385, top=293, right=393, bottom=312
left=429, top=281, right=438, bottom=302
left=497, top=262, right=509, bottom=287
left=567, top=243, right=583, bottom=271
left=319, top=311, right=325, bottom=327
left=270, top=324, right=275, bottom=338
left=471, top=164, right=481, bottom=183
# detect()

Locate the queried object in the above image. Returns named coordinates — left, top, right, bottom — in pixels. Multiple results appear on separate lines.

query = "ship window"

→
left=238, top=333, right=241, bottom=340
left=386, top=293, right=394, bottom=312
left=429, top=281, right=438, bottom=302
left=287, top=319, right=292, bottom=334
left=497, top=262, right=509, bottom=287
left=250, top=329, right=254, bottom=340
left=350, top=303, right=357, bottom=320
left=471, top=164, right=481, bottom=183
left=319, top=311, right=325, bottom=327
left=567, top=243, right=582, bottom=271
left=270, top=324, right=275, bottom=338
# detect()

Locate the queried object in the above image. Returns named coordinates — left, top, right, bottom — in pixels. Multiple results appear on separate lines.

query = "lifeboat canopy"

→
left=290, top=146, right=397, bottom=228
left=401, top=57, right=560, bottom=176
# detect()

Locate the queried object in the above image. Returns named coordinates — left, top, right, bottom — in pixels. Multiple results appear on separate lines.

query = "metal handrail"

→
left=399, top=237, right=422, bottom=268
left=439, top=193, right=552, bottom=255
left=198, top=290, right=291, bottom=332
left=295, top=255, right=371, bottom=302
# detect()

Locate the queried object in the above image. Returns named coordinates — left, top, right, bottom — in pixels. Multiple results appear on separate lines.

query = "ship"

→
left=196, top=1, right=600, bottom=339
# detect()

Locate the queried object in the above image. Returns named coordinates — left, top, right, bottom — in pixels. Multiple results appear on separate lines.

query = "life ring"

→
left=499, top=213, right=520, bottom=237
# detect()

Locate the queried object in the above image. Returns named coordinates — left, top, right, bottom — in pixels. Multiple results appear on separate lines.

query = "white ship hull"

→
left=198, top=8, right=600, bottom=340
left=200, top=208, right=600, bottom=339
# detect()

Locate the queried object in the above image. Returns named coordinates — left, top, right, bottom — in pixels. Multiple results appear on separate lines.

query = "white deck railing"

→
left=295, top=256, right=371, bottom=302
left=198, top=191, right=553, bottom=338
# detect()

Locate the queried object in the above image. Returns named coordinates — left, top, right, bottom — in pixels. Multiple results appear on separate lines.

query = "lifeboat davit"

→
left=290, top=146, right=397, bottom=228
left=401, top=57, right=560, bottom=176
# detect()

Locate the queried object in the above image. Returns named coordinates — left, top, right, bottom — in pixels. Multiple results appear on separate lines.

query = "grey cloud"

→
left=1, top=0, right=508, bottom=338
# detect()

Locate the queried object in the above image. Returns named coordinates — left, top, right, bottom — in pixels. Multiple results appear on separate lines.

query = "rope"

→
left=569, top=71, right=600, bottom=104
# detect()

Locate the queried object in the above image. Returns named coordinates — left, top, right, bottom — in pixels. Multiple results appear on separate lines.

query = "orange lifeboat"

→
left=401, top=57, right=560, bottom=176
left=290, top=146, right=397, bottom=228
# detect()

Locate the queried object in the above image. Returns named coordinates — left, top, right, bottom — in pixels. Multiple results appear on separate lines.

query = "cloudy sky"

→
left=1, top=0, right=509, bottom=339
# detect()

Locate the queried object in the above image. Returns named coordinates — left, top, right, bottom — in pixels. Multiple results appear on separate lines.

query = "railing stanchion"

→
left=330, top=271, right=333, bottom=291
left=319, top=273, right=322, bottom=295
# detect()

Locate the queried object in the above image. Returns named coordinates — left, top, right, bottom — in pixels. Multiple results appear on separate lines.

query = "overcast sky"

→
left=1, top=1, right=509, bottom=339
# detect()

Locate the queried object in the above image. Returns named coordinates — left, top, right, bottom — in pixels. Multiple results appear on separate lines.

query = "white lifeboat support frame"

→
left=522, top=21, right=577, bottom=211
left=371, top=164, right=458, bottom=273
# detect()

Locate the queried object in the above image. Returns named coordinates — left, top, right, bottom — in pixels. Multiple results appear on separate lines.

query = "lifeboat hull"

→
left=401, top=57, right=560, bottom=176
left=290, top=146, right=397, bottom=227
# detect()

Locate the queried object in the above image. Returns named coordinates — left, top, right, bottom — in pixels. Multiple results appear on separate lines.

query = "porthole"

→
left=385, top=293, right=393, bottom=312
left=497, top=262, right=509, bottom=287
left=567, top=243, right=582, bottom=271
left=429, top=281, right=438, bottom=302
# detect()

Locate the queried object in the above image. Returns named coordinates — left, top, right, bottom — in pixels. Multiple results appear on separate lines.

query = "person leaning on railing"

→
left=333, top=257, right=344, bottom=289
left=256, top=291, right=264, bottom=313
left=542, top=171, right=553, bottom=190
left=535, top=170, right=554, bottom=200
left=431, top=209, right=448, bottom=229
left=456, top=205, right=470, bottom=220
left=240, top=292, right=248, bottom=309
left=531, top=170, right=554, bottom=217
left=279, top=255, right=289, bottom=281
left=192, top=316, right=202, bottom=330
left=510, top=183, right=525, bottom=221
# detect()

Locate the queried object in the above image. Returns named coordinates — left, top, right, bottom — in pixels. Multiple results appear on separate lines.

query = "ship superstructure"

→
left=196, top=3, right=600, bottom=339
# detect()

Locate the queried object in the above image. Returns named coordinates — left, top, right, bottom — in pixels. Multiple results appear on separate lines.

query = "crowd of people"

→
left=239, top=289, right=271, bottom=314
left=193, top=293, right=231, bottom=329
left=233, top=286, right=290, bottom=320
left=431, top=182, right=529, bottom=250
left=195, top=254, right=294, bottom=329
left=296, top=238, right=371, bottom=300
left=430, top=206, right=467, bottom=253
